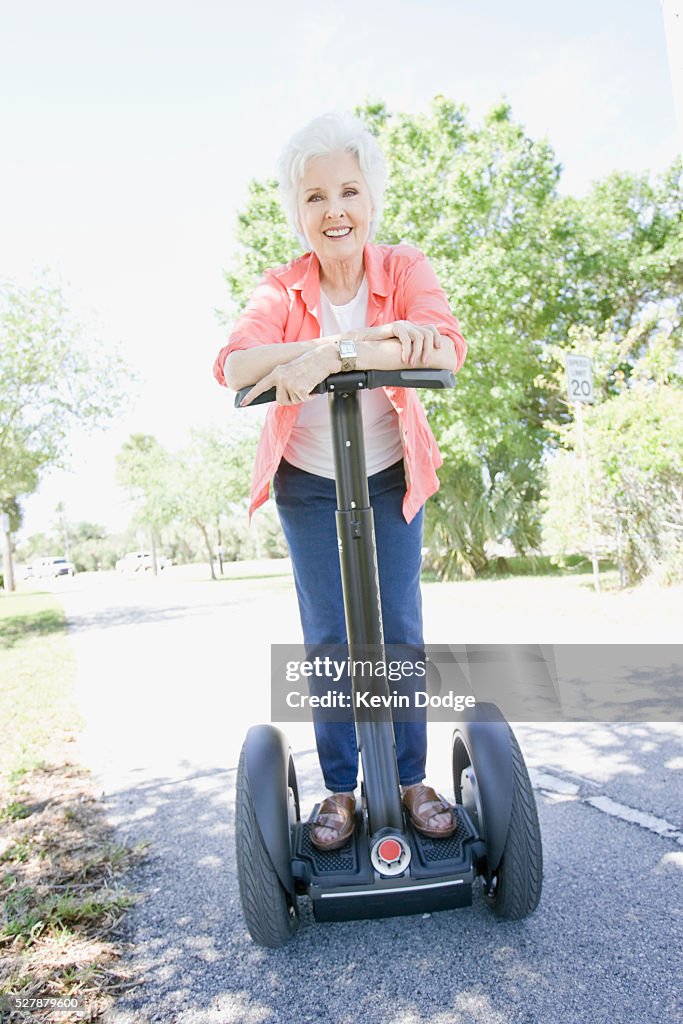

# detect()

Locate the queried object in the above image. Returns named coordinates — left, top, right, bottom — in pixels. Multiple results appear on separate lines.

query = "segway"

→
left=234, top=368, right=542, bottom=947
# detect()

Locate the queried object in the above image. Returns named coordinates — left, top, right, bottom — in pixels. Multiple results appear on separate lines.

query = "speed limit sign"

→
left=566, top=354, right=594, bottom=404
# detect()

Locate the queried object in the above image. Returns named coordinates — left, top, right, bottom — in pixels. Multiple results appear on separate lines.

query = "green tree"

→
left=553, top=163, right=683, bottom=344
left=116, top=426, right=258, bottom=578
left=221, top=181, right=300, bottom=317
left=0, top=276, right=131, bottom=505
left=67, top=521, right=120, bottom=573
left=173, top=425, right=257, bottom=578
left=544, top=384, right=683, bottom=585
left=1, top=276, right=132, bottom=589
left=115, top=434, right=178, bottom=562
left=16, top=530, right=60, bottom=563
left=0, top=497, right=22, bottom=534
left=542, top=316, right=683, bottom=585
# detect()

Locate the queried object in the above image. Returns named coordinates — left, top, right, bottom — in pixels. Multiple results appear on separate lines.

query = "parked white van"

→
left=32, top=557, right=76, bottom=579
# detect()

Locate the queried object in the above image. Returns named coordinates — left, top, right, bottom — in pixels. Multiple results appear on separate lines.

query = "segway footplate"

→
left=291, top=806, right=478, bottom=922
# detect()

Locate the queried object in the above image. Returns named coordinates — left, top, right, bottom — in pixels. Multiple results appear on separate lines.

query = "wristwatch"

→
left=337, top=337, right=358, bottom=372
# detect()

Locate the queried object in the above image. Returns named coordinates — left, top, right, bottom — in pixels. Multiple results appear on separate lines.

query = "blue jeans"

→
left=273, top=457, right=427, bottom=792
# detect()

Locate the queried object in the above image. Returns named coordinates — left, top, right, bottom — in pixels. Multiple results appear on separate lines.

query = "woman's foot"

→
left=402, top=783, right=456, bottom=838
left=310, top=792, right=356, bottom=851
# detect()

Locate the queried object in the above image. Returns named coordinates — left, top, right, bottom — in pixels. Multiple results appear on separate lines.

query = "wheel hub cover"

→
left=461, top=765, right=484, bottom=837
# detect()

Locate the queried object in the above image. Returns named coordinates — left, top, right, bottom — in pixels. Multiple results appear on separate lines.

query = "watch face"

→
left=339, top=339, right=356, bottom=357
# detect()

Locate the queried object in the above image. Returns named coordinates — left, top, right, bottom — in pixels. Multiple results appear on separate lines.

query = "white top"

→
left=282, top=275, right=404, bottom=478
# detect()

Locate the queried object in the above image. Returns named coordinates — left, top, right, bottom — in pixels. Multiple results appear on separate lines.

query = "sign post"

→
left=565, top=355, right=600, bottom=594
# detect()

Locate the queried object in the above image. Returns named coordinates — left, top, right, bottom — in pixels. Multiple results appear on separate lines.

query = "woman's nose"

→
left=325, top=205, right=346, bottom=219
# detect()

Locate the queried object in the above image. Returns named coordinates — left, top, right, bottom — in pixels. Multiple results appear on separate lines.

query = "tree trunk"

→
left=150, top=528, right=158, bottom=577
left=1, top=517, right=15, bottom=592
left=196, top=520, right=216, bottom=580
left=462, top=544, right=489, bottom=578
left=216, top=516, right=224, bottom=576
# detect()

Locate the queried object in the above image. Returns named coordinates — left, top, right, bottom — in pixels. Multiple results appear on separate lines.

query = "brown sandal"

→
left=310, top=793, right=356, bottom=851
left=402, top=783, right=456, bottom=839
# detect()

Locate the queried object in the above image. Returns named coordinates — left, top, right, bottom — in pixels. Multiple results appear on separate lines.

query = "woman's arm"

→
left=353, top=324, right=459, bottom=372
left=224, top=338, right=328, bottom=392
left=225, top=324, right=456, bottom=391
left=224, top=330, right=457, bottom=391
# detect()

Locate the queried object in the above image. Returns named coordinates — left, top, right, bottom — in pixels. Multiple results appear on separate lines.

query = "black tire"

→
left=235, top=746, right=299, bottom=947
left=453, top=728, right=542, bottom=920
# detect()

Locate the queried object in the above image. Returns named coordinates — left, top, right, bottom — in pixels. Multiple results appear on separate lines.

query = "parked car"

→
left=115, top=551, right=171, bottom=574
left=32, top=557, right=76, bottom=579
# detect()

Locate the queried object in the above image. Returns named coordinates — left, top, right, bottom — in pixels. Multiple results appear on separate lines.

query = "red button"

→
left=378, top=838, right=402, bottom=862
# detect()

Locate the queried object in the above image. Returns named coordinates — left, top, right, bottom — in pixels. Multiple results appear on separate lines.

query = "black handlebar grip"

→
left=365, top=369, right=455, bottom=390
left=234, top=385, right=277, bottom=407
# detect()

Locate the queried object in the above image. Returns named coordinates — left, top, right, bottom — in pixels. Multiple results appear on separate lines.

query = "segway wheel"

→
left=453, top=728, right=542, bottom=920
left=235, top=747, right=299, bottom=947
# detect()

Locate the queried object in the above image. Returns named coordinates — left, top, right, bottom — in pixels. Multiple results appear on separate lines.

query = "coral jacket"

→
left=213, top=242, right=466, bottom=522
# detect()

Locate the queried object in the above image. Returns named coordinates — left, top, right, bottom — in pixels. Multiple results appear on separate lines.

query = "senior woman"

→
left=214, top=113, right=466, bottom=852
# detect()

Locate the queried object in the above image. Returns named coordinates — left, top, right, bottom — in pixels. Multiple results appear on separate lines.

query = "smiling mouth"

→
left=323, top=227, right=352, bottom=237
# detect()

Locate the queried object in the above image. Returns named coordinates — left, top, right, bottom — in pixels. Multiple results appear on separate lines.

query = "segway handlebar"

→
left=234, top=368, right=455, bottom=408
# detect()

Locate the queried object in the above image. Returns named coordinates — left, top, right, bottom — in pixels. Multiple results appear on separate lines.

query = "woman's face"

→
left=296, top=150, right=373, bottom=263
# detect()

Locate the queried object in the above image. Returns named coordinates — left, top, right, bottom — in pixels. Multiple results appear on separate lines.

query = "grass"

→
left=0, top=590, right=147, bottom=1022
left=480, top=553, right=618, bottom=578
left=0, top=592, right=82, bottom=780
left=420, top=553, right=619, bottom=583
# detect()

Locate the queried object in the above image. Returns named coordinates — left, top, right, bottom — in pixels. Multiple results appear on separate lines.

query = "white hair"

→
left=276, top=112, right=387, bottom=249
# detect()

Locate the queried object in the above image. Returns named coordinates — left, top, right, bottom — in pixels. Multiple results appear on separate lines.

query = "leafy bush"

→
left=543, top=383, right=683, bottom=585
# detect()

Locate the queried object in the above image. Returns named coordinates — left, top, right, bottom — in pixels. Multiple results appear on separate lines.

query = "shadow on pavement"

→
left=64, top=597, right=264, bottom=634
left=100, top=728, right=681, bottom=1024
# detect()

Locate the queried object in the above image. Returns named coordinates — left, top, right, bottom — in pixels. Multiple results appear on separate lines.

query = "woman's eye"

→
left=306, top=189, right=357, bottom=202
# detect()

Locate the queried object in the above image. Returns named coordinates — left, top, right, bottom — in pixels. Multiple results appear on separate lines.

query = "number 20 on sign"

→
left=565, top=354, right=594, bottom=404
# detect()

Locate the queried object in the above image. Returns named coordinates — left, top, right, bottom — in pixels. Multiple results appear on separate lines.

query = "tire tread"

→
left=235, top=746, right=298, bottom=947
left=488, top=729, right=543, bottom=919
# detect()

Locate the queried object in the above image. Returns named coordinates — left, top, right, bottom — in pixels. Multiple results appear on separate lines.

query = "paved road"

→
left=55, top=568, right=682, bottom=1024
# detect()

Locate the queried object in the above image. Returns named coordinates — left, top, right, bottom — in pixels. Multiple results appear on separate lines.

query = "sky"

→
left=2, top=0, right=680, bottom=540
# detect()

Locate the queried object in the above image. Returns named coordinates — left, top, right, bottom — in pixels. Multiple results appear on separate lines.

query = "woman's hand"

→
left=354, top=321, right=443, bottom=367
left=240, top=343, right=338, bottom=406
